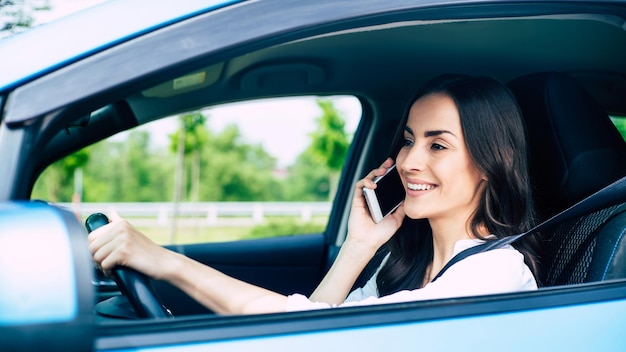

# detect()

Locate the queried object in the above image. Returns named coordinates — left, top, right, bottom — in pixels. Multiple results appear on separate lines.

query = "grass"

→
left=139, top=225, right=248, bottom=244
left=135, top=216, right=328, bottom=245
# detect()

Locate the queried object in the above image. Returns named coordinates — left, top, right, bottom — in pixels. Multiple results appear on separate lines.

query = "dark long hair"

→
left=376, top=75, right=540, bottom=296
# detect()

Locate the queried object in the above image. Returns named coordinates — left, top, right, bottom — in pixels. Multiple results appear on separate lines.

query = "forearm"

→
left=309, top=158, right=401, bottom=304
left=309, top=240, right=377, bottom=304
left=161, top=251, right=287, bottom=315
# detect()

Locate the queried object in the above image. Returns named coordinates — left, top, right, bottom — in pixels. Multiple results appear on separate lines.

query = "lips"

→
left=405, top=176, right=437, bottom=192
left=407, top=182, right=435, bottom=191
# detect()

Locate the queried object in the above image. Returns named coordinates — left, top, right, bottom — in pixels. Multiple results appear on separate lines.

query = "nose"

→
left=397, top=144, right=425, bottom=174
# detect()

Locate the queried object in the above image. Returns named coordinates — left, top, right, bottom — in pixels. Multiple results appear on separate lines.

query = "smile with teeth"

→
left=407, top=182, right=435, bottom=191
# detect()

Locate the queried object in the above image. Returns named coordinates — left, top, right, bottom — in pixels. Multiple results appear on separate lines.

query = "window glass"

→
left=32, top=96, right=361, bottom=245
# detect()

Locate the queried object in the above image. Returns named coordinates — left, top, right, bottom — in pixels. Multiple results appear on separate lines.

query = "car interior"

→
left=8, top=7, right=626, bottom=322
left=509, top=72, right=626, bottom=285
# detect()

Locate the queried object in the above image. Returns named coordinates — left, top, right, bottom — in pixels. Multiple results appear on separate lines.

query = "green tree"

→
left=169, top=113, right=208, bottom=241
left=169, top=112, right=209, bottom=202
left=307, top=99, right=350, bottom=199
left=81, top=131, right=173, bottom=202
left=31, top=148, right=89, bottom=202
left=122, top=131, right=172, bottom=201
left=283, top=149, right=330, bottom=201
left=200, top=124, right=280, bottom=201
left=0, top=0, right=50, bottom=34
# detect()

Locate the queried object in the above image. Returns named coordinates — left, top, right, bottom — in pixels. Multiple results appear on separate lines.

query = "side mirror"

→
left=0, top=202, right=94, bottom=352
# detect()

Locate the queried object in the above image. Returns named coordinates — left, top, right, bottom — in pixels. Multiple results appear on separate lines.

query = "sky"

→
left=200, top=97, right=361, bottom=167
left=20, top=0, right=363, bottom=167
left=136, top=96, right=361, bottom=167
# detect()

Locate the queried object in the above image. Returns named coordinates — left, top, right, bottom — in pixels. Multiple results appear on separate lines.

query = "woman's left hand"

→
left=88, top=212, right=172, bottom=280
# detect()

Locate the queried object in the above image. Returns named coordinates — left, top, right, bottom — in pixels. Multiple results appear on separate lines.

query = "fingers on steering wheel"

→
left=91, top=236, right=119, bottom=272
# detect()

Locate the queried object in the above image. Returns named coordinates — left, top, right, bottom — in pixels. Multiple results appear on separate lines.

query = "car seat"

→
left=508, top=72, right=626, bottom=285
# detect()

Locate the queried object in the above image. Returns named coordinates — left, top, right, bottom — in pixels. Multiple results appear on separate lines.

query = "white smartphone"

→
left=363, top=164, right=405, bottom=223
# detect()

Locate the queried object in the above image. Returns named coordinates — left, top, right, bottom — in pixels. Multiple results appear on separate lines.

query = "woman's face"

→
left=396, top=93, right=486, bottom=225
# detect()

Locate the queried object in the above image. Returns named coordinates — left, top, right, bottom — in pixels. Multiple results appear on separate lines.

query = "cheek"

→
left=462, top=157, right=486, bottom=183
left=456, top=160, right=485, bottom=189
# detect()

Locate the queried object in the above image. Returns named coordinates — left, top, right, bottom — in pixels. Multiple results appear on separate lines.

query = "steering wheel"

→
left=86, top=213, right=173, bottom=319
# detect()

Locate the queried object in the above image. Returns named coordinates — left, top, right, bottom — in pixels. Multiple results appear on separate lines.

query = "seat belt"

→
left=432, top=174, right=626, bottom=282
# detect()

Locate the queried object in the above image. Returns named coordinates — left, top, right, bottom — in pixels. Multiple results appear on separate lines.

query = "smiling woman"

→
left=84, top=75, right=539, bottom=317
left=367, top=75, right=538, bottom=299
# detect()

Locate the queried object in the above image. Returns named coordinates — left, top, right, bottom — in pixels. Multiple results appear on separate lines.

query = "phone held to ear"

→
left=363, top=164, right=406, bottom=223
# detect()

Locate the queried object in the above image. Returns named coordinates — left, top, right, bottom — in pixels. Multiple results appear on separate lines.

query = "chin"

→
left=403, top=209, right=428, bottom=220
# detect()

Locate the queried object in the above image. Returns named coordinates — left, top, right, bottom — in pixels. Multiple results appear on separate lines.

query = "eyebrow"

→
left=404, top=126, right=457, bottom=138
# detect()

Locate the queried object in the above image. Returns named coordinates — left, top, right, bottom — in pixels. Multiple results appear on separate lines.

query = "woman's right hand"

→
left=309, top=158, right=406, bottom=304
left=345, top=158, right=405, bottom=255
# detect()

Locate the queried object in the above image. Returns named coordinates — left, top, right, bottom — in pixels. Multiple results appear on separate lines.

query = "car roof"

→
left=0, top=0, right=243, bottom=92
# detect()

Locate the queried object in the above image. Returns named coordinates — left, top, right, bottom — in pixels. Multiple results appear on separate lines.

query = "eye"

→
left=430, top=143, right=446, bottom=151
left=402, top=138, right=414, bottom=147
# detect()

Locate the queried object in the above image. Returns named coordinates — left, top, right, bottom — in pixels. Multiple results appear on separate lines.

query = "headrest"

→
left=508, top=72, right=626, bottom=218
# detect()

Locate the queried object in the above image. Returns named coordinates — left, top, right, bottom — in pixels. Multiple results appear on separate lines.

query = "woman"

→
left=89, top=75, right=539, bottom=314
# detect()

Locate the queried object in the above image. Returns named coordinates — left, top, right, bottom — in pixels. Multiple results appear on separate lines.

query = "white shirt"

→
left=285, top=239, right=538, bottom=311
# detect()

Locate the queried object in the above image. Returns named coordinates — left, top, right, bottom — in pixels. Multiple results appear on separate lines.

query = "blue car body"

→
left=0, top=0, right=243, bottom=92
left=2, top=1, right=626, bottom=351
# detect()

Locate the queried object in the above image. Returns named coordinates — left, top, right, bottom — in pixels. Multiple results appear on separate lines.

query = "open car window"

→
left=32, top=96, right=361, bottom=245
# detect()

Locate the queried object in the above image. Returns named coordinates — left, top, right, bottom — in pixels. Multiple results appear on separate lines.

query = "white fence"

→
left=59, top=202, right=332, bottom=226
